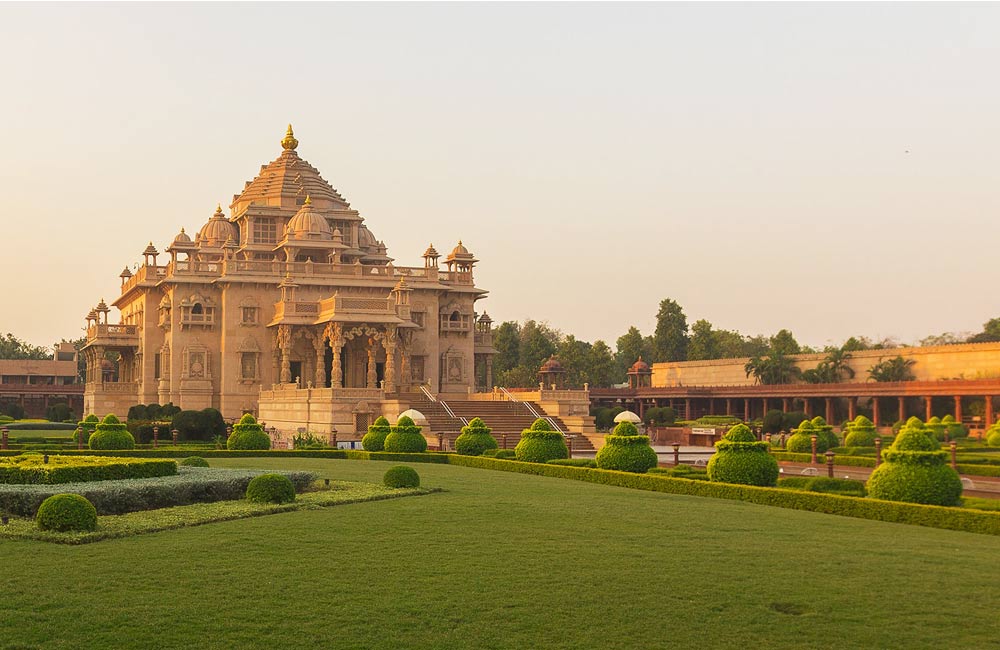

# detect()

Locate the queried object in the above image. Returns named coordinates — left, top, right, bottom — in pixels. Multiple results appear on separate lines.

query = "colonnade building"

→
left=82, top=126, right=497, bottom=428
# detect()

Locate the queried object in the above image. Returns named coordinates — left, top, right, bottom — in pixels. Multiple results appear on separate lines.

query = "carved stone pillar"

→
left=314, top=329, right=327, bottom=388
left=384, top=326, right=397, bottom=393
left=278, top=325, right=292, bottom=384
left=485, top=356, right=493, bottom=390
left=325, top=323, right=343, bottom=389
left=366, top=337, right=378, bottom=389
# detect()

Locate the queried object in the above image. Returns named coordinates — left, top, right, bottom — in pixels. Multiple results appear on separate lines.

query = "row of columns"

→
left=274, top=323, right=406, bottom=392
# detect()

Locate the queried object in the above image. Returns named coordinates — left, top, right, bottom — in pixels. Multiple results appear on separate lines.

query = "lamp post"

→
left=329, top=426, right=338, bottom=448
left=566, top=434, right=573, bottom=458
left=672, top=443, right=680, bottom=466
left=874, top=437, right=882, bottom=468
left=825, top=450, right=835, bottom=478
left=1, top=426, right=7, bottom=450
left=810, top=435, right=818, bottom=464
left=171, top=429, right=179, bottom=446
left=152, top=426, right=159, bottom=449
left=76, top=427, right=85, bottom=450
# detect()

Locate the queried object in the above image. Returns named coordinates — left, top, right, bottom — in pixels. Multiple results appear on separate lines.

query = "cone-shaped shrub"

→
left=454, top=417, right=499, bottom=456
left=785, top=420, right=816, bottom=453
left=514, top=418, right=568, bottom=463
left=595, top=420, right=658, bottom=473
left=362, top=416, right=391, bottom=452
left=844, top=415, right=878, bottom=447
left=707, top=423, right=778, bottom=487
left=810, top=416, right=839, bottom=451
left=36, top=493, right=98, bottom=532
left=227, top=413, right=271, bottom=450
left=866, top=424, right=962, bottom=506
left=383, top=415, right=427, bottom=453
left=88, top=414, right=136, bottom=450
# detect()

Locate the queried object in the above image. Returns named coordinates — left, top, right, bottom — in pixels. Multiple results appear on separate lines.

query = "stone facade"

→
left=651, top=342, right=1000, bottom=388
left=82, top=126, right=496, bottom=421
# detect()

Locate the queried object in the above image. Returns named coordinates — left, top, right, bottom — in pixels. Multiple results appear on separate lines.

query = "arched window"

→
left=450, top=311, right=460, bottom=322
left=191, top=303, right=203, bottom=315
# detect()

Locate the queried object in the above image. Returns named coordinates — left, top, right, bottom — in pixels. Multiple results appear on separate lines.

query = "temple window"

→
left=241, top=307, right=258, bottom=325
left=240, top=352, right=259, bottom=380
left=253, top=218, right=277, bottom=244
left=412, top=312, right=425, bottom=328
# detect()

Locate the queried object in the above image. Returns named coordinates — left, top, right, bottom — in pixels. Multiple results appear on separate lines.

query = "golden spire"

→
left=304, top=194, right=312, bottom=206
left=281, top=124, right=298, bottom=151
left=214, top=203, right=224, bottom=218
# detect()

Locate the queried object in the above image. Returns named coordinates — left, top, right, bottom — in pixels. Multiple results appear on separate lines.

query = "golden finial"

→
left=304, top=195, right=312, bottom=206
left=281, top=124, right=298, bottom=151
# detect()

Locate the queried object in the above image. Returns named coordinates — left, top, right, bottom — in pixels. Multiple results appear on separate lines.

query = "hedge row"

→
left=445, top=455, right=1000, bottom=536
left=771, top=451, right=1000, bottom=477
left=0, top=449, right=450, bottom=463
left=0, top=457, right=177, bottom=485
left=0, top=468, right=316, bottom=516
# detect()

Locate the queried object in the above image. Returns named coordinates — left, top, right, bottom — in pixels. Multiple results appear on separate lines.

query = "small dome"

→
left=451, top=240, right=470, bottom=257
left=539, top=356, right=565, bottom=374
left=197, top=204, right=238, bottom=247
left=286, top=196, right=333, bottom=240
left=398, top=409, right=428, bottom=426
left=628, top=357, right=651, bottom=373
left=613, top=410, right=642, bottom=425
left=358, top=224, right=378, bottom=250
left=173, top=227, right=193, bottom=245
left=422, top=243, right=439, bottom=258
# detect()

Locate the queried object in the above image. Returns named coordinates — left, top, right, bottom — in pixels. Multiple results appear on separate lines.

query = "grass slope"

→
left=0, top=458, right=997, bottom=649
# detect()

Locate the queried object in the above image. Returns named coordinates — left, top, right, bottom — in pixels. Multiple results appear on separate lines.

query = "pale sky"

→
left=2, top=2, right=999, bottom=351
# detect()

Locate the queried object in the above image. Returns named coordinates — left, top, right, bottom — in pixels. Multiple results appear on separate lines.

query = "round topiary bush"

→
left=866, top=424, right=962, bottom=506
left=941, top=414, right=969, bottom=439
left=595, top=420, right=658, bottom=473
left=924, top=416, right=947, bottom=441
left=245, top=473, right=296, bottom=504
left=383, top=465, right=420, bottom=488
left=987, top=426, right=1000, bottom=448
left=78, top=414, right=99, bottom=441
left=514, top=418, right=568, bottom=463
left=383, top=415, right=428, bottom=453
left=785, top=420, right=815, bottom=453
left=707, top=423, right=779, bottom=487
left=36, top=493, right=98, bottom=532
left=227, top=414, right=271, bottom=450
left=361, top=416, right=391, bottom=452
left=88, top=414, right=136, bottom=450
left=844, top=415, right=879, bottom=447
left=454, top=417, right=499, bottom=456
left=810, top=416, right=839, bottom=451
left=179, top=456, right=210, bottom=467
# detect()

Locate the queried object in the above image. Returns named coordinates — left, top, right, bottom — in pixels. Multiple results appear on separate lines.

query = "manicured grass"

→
left=0, top=457, right=997, bottom=649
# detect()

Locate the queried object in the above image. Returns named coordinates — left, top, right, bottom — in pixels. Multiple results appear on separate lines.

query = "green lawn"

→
left=1, top=457, right=998, bottom=649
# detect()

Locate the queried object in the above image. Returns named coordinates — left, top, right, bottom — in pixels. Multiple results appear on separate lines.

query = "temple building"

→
left=82, top=126, right=498, bottom=429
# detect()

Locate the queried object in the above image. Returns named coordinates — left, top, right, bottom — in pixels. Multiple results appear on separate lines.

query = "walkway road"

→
left=573, top=445, right=1000, bottom=498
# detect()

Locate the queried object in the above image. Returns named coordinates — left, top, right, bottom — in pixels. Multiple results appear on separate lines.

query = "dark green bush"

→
left=361, top=416, right=391, bottom=452
left=0, top=457, right=176, bottom=484
left=707, top=424, right=778, bottom=487
left=383, top=415, right=428, bottom=453
left=383, top=465, right=420, bottom=488
left=44, top=403, right=73, bottom=423
left=987, top=427, right=1000, bottom=448
left=454, top=417, right=499, bottom=456
left=514, top=418, right=568, bottom=463
left=781, top=411, right=809, bottom=432
left=36, top=493, right=98, bottom=532
left=595, top=420, right=658, bottom=473
left=78, top=414, right=99, bottom=439
left=941, top=414, right=968, bottom=439
left=226, top=414, right=271, bottom=450
left=245, top=473, right=296, bottom=504
left=482, top=448, right=516, bottom=459
left=925, top=416, right=947, bottom=442
left=644, top=406, right=676, bottom=427
left=179, top=456, right=209, bottom=468
left=648, top=465, right=709, bottom=480
left=762, top=409, right=785, bottom=434
left=547, top=458, right=598, bottom=468
left=88, top=414, right=136, bottom=450
left=171, top=409, right=227, bottom=442
left=867, top=425, right=962, bottom=506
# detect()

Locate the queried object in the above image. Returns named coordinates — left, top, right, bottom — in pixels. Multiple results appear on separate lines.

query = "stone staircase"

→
left=403, top=394, right=595, bottom=453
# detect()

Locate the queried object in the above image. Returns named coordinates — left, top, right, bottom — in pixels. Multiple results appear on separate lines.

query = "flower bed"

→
left=0, top=467, right=316, bottom=516
left=0, top=455, right=177, bottom=485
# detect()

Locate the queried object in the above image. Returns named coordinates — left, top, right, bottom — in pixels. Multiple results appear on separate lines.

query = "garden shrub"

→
left=179, top=456, right=209, bottom=468
left=245, top=473, right=296, bottom=504
left=44, top=403, right=73, bottom=423
left=762, top=409, right=784, bottom=434
left=781, top=411, right=809, bottom=432
left=707, top=423, right=778, bottom=487
left=866, top=424, right=962, bottom=506
left=844, top=415, right=878, bottom=447
left=925, top=416, right=947, bottom=442
left=383, top=465, right=420, bottom=488
left=78, top=414, right=99, bottom=440
left=987, top=426, right=1000, bottom=448
left=514, top=418, right=568, bottom=463
left=0, top=456, right=176, bottom=484
left=383, top=415, right=428, bottom=453
left=595, top=420, right=658, bottom=473
left=810, top=416, right=839, bottom=451
left=778, top=476, right=867, bottom=497
left=644, top=406, right=676, bottom=426
left=547, top=458, right=597, bottom=468
left=35, top=493, right=98, bottom=532
left=941, top=414, right=969, bottom=439
left=454, top=417, right=499, bottom=456
left=785, top=420, right=816, bottom=454
left=226, top=414, right=271, bottom=450
left=171, top=409, right=227, bottom=442
left=361, top=416, right=391, bottom=452
left=88, top=414, right=136, bottom=450
left=482, top=448, right=516, bottom=459
left=648, top=465, right=709, bottom=480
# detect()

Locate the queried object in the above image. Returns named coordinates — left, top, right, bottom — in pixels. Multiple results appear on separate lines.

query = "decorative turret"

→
left=627, top=356, right=652, bottom=388
left=445, top=240, right=477, bottom=273
left=422, top=243, right=440, bottom=269
left=119, top=267, right=133, bottom=286
left=278, top=274, right=299, bottom=302
left=142, top=242, right=159, bottom=266
left=538, top=356, right=566, bottom=389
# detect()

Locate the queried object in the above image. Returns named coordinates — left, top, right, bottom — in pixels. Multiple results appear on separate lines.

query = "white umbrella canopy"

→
left=398, top=409, right=428, bottom=426
left=613, top=410, right=641, bottom=424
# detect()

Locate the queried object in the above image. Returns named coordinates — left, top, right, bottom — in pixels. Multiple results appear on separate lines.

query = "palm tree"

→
left=867, top=356, right=916, bottom=382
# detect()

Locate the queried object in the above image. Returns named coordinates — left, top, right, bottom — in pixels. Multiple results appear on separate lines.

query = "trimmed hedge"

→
left=384, top=465, right=420, bottom=488
left=708, top=424, right=779, bottom=487
left=867, top=425, right=962, bottom=506
left=445, top=455, right=1000, bottom=536
left=245, top=473, right=296, bottom=504
left=0, top=455, right=177, bottom=484
left=2, top=422, right=78, bottom=431
left=810, top=416, right=839, bottom=451
left=179, top=456, right=209, bottom=468
left=227, top=414, right=271, bottom=450
left=383, top=416, right=428, bottom=453
left=88, top=414, right=136, bottom=450
left=361, top=416, right=391, bottom=452
left=778, top=476, right=867, bottom=497
left=514, top=418, right=568, bottom=463
left=595, top=421, right=658, bottom=473
left=36, top=493, right=98, bottom=532
left=844, top=415, right=878, bottom=447
left=483, top=449, right=517, bottom=459
left=547, top=458, right=597, bottom=468
left=454, top=417, right=499, bottom=456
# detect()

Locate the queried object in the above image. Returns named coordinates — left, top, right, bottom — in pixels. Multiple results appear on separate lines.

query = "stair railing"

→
left=420, top=385, right=467, bottom=427
left=499, top=387, right=563, bottom=434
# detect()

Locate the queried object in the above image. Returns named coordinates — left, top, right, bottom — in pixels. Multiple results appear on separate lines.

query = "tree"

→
left=0, top=333, right=52, bottom=360
left=615, top=326, right=648, bottom=376
left=919, top=332, right=966, bottom=347
left=769, top=329, right=801, bottom=356
left=556, top=335, right=592, bottom=388
left=586, top=341, right=618, bottom=388
left=652, top=299, right=688, bottom=362
left=492, top=321, right=521, bottom=377
left=744, top=352, right=801, bottom=385
left=687, top=320, right=718, bottom=361
left=868, top=356, right=916, bottom=382
left=967, top=318, right=1000, bottom=343
left=804, top=348, right=855, bottom=384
